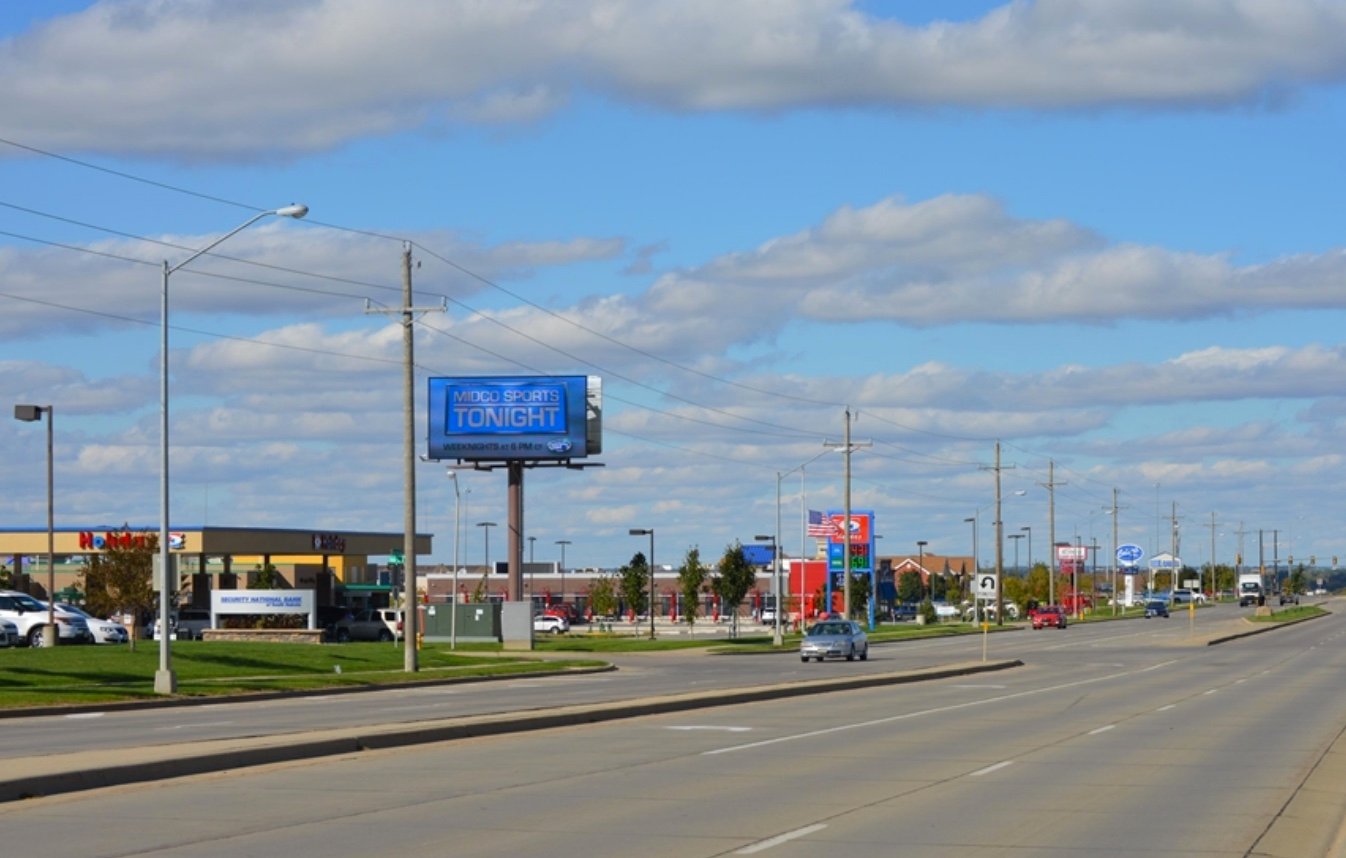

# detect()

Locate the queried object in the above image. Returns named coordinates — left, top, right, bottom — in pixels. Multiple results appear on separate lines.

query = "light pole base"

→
left=42, top=625, right=57, bottom=648
left=153, top=669, right=177, bottom=695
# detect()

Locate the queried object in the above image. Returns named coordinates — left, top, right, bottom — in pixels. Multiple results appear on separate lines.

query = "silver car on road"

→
left=800, top=620, right=868, bottom=662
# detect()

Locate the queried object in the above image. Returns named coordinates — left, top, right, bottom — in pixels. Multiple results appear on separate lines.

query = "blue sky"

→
left=2, top=1, right=1344, bottom=574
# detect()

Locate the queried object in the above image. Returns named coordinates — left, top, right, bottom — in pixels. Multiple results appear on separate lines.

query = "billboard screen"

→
left=426, top=376, right=601, bottom=462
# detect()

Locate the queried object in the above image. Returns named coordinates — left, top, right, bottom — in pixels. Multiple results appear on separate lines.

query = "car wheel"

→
left=28, top=627, right=46, bottom=647
left=859, top=647, right=868, bottom=661
left=378, top=629, right=394, bottom=642
left=815, top=656, right=824, bottom=663
left=845, top=650, right=855, bottom=661
left=336, top=628, right=351, bottom=643
left=800, top=656, right=809, bottom=663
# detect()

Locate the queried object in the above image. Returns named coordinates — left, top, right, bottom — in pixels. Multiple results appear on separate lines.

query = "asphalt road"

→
left=2, top=603, right=1344, bottom=856
left=0, top=604, right=1247, bottom=761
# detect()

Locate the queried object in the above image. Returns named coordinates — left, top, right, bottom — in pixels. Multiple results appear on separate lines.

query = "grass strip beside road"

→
left=1249, top=604, right=1326, bottom=623
left=0, top=641, right=603, bottom=709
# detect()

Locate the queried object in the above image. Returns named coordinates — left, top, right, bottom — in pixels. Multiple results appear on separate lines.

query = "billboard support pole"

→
left=508, top=461, right=525, bottom=602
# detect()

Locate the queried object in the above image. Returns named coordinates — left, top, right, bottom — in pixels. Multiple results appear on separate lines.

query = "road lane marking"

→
left=63, top=712, right=104, bottom=719
left=1089, top=725, right=1116, bottom=735
left=667, top=725, right=752, bottom=732
left=971, top=761, right=1013, bottom=777
left=1156, top=704, right=1176, bottom=712
left=735, top=823, right=827, bottom=854
left=703, top=660, right=1178, bottom=756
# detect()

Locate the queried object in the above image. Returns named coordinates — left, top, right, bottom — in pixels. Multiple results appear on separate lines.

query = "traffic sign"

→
left=1116, top=543, right=1144, bottom=566
left=975, top=572, right=998, bottom=598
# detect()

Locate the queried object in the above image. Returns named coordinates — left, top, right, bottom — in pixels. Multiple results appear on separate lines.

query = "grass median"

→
left=0, top=641, right=604, bottom=710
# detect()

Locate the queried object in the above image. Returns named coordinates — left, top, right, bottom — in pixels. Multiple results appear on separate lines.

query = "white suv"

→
left=0, top=590, right=93, bottom=646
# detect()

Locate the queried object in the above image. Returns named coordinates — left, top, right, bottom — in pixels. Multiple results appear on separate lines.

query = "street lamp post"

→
left=13, top=405, right=55, bottom=647
left=916, top=540, right=928, bottom=599
left=527, top=536, right=536, bottom=598
left=754, top=534, right=781, bottom=645
left=555, top=540, right=571, bottom=603
left=446, top=471, right=462, bottom=649
left=1008, top=533, right=1024, bottom=574
left=629, top=528, right=655, bottom=639
left=477, top=522, right=497, bottom=582
left=1021, top=526, right=1032, bottom=573
left=156, top=204, right=307, bottom=695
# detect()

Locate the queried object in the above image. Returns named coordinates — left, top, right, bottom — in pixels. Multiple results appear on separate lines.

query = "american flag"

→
left=806, top=509, right=837, bottom=538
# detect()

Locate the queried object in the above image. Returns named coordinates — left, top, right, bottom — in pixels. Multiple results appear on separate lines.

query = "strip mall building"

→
left=0, top=525, right=430, bottom=611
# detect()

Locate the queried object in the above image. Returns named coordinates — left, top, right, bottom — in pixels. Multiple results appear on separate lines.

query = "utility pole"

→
left=824, top=408, right=870, bottom=620
left=1038, top=460, right=1064, bottom=605
left=980, top=442, right=1014, bottom=624
left=365, top=244, right=445, bottom=673
left=1204, top=512, right=1219, bottom=599
left=1170, top=501, right=1180, bottom=590
left=1110, top=487, right=1120, bottom=615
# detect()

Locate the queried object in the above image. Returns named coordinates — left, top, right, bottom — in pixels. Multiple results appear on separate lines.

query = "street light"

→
left=477, top=522, right=497, bottom=581
left=755, top=534, right=781, bottom=645
left=916, top=540, right=928, bottom=599
left=555, top=540, right=571, bottom=602
left=629, top=528, right=655, bottom=639
left=13, top=404, right=55, bottom=647
left=527, top=536, right=536, bottom=598
left=1021, top=526, right=1032, bottom=574
left=446, top=471, right=463, bottom=649
left=157, top=203, right=307, bottom=695
left=1008, top=533, right=1024, bottom=573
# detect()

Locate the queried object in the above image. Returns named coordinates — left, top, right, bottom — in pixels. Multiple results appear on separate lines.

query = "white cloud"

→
left=3, top=1, right=1345, bottom=158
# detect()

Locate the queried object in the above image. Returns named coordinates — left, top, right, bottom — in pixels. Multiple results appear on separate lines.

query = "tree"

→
left=619, top=551, right=650, bottom=619
left=712, top=542, right=756, bottom=638
left=250, top=562, right=282, bottom=589
left=78, top=531, right=157, bottom=650
left=677, top=547, right=708, bottom=630
left=849, top=572, right=872, bottom=619
left=588, top=574, right=618, bottom=620
left=896, top=570, right=924, bottom=604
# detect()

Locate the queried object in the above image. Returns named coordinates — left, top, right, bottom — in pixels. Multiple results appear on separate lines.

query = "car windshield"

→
left=811, top=623, right=848, bottom=636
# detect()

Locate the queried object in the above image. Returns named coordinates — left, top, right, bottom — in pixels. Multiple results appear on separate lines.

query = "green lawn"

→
left=0, top=641, right=603, bottom=709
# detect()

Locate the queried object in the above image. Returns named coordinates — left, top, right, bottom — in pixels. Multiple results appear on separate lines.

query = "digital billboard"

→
left=426, top=376, right=602, bottom=462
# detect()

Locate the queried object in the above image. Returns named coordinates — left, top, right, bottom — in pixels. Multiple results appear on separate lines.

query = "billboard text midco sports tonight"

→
left=426, top=376, right=602, bottom=462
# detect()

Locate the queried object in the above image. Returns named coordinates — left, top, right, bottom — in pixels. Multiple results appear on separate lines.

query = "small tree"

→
left=588, top=574, right=618, bottom=620
left=78, top=532, right=157, bottom=650
left=251, top=562, right=283, bottom=589
left=850, top=572, right=872, bottom=619
left=713, top=542, right=756, bottom=638
left=677, top=547, right=708, bottom=630
left=896, top=569, right=924, bottom=604
left=619, top=552, right=650, bottom=619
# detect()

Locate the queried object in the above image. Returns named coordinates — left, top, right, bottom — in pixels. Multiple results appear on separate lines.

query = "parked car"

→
left=533, top=614, right=569, bottom=635
left=0, top=590, right=93, bottom=646
left=1278, top=592, right=1300, bottom=606
left=890, top=603, right=919, bottom=622
left=1144, top=600, right=1170, bottom=618
left=760, top=605, right=778, bottom=624
left=152, top=608, right=212, bottom=641
left=543, top=603, right=583, bottom=625
left=332, top=608, right=402, bottom=642
left=0, top=618, right=18, bottom=648
left=800, top=620, right=868, bottom=662
left=52, top=603, right=128, bottom=644
left=1031, top=605, right=1068, bottom=630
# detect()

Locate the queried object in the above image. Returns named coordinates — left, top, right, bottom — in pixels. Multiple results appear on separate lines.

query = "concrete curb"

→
left=0, top=658, right=1020, bottom=803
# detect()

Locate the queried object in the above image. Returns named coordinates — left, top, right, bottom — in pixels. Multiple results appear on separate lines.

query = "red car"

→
left=1031, top=605, right=1067, bottom=630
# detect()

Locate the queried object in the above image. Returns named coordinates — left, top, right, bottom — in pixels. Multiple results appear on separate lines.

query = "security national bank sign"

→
left=426, top=375, right=601, bottom=462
